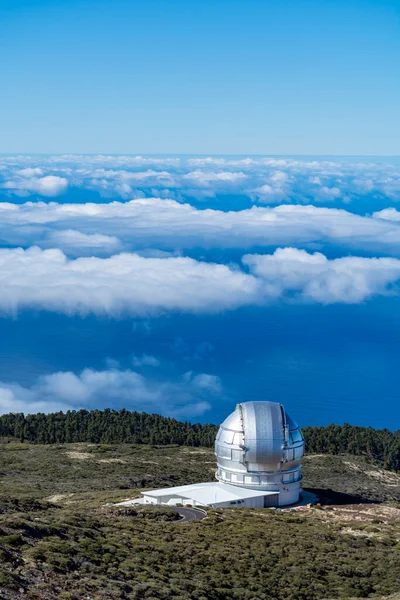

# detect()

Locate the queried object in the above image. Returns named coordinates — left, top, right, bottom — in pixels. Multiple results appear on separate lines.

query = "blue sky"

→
left=1, top=0, right=400, bottom=154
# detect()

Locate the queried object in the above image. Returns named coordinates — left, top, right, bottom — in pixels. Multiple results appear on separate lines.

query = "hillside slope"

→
left=0, top=442, right=399, bottom=600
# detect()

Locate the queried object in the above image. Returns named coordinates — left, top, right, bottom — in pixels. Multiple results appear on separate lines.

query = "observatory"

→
left=140, top=401, right=304, bottom=508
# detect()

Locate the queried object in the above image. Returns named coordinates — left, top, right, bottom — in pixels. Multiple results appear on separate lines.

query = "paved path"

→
left=173, top=506, right=207, bottom=522
left=115, top=499, right=207, bottom=523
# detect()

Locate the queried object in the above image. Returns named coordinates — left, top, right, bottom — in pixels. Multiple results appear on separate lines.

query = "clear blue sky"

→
left=1, top=0, right=399, bottom=154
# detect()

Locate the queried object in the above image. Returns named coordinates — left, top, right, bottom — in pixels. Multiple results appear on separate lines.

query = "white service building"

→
left=141, top=400, right=304, bottom=509
left=142, top=481, right=279, bottom=509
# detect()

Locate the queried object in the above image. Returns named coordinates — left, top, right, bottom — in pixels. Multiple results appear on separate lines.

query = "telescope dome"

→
left=215, top=401, right=304, bottom=506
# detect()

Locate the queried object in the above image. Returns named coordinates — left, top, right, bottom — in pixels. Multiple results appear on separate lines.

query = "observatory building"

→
left=141, top=401, right=304, bottom=508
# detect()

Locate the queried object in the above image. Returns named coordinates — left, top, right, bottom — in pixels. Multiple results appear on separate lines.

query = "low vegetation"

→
left=0, top=439, right=399, bottom=599
left=1, top=498, right=399, bottom=600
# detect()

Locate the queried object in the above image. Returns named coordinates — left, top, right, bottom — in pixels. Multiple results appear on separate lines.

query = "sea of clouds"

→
left=1, top=155, right=400, bottom=417
left=1, top=154, right=400, bottom=203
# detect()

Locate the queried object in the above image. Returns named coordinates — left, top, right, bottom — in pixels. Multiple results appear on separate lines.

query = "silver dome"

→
left=215, top=401, right=304, bottom=504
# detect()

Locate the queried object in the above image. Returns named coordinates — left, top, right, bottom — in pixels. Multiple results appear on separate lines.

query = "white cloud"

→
left=0, top=246, right=400, bottom=317
left=16, top=167, right=44, bottom=177
left=187, top=157, right=258, bottom=167
left=44, top=229, right=121, bottom=256
left=373, top=208, right=400, bottom=222
left=253, top=183, right=287, bottom=203
left=82, top=169, right=173, bottom=182
left=244, top=248, right=400, bottom=303
left=1, top=155, right=400, bottom=204
left=252, top=170, right=291, bottom=203
left=0, top=385, right=73, bottom=416
left=0, top=247, right=259, bottom=316
left=1, top=175, right=68, bottom=197
left=317, top=186, right=342, bottom=201
left=184, top=372, right=222, bottom=394
left=132, top=354, right=161, bottom=368
left=1, top=198, right=400, bottom=255
left=72, top=168, right=247, bottom=198
left=182, top=171, right=247, bottom=185
left=0, top=367, right=220, bottom=417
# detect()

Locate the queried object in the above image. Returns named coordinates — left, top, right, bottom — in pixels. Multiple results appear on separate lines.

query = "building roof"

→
left=142, top=481, right=278, bottom=505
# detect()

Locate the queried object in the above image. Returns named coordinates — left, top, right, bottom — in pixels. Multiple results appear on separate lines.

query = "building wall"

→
left=216, top=469, right=301, bottom=506
left=143, top=495, right=158, bottom=505
left=278, top=482, right=301, bottom=506
left=143, top=493, right=197, bottom=506
left=142, top=492, right=279, bottom=509
left=143, top=490, right=288, bottom=508
left=264, top=493, right=280, bottom=507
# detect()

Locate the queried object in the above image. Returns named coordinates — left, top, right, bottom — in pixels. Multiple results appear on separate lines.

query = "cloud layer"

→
left=2, top=156, right=400, bottom=423
left=1, top=175, right=68, bottom=197
left=0, top=367, right=221, bottom=417
left=2, top=198, right=400, bottom=257
left=0, top=247, right=258, bottom=315
left=2, top=246, right=400, bottom=317
left=1, top=155, right=399, bottom=204
left=244, top=248, right=400, bottom=304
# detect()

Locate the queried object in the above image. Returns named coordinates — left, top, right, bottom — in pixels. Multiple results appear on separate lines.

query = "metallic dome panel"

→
left=241, top=401, right=284, bottom=471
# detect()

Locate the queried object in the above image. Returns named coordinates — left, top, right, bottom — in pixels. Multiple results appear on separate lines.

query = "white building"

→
left=142, top=481, right=279, bottom=509
left=140, top=400, right=304, bottom=509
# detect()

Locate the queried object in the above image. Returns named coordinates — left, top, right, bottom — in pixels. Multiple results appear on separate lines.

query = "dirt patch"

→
left=342, top=460, right=400, bottom=486
left=297, top=502, right=400, bottom=524
left=66, top=451, right=93, bottom=460
left=304, top=454, right=327, bottom=459
left=46, top=493, right=74, bottom=503
left=340, top=527, right=385, bottom=540
left=327, top=504, right=400, bottom=523
left=364, top=469, right=400, bottom=486
left=98, top=458, right=126, bottom=464
left=342, top=460, right=364, bottom=472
